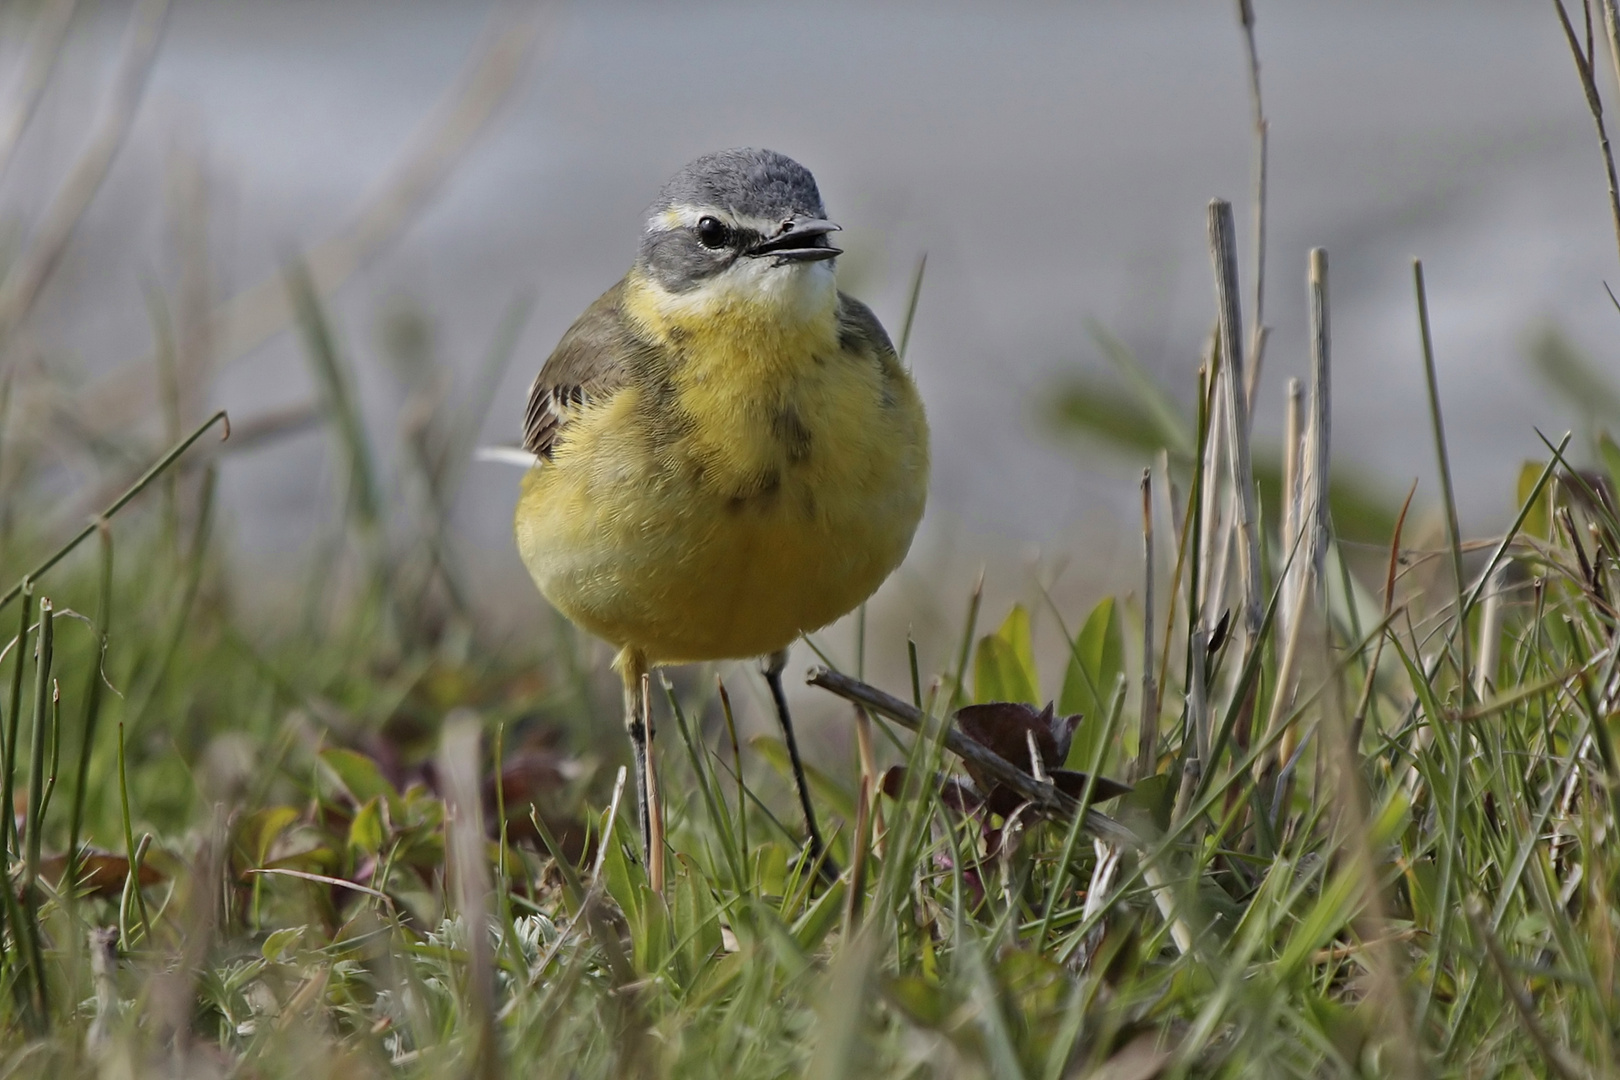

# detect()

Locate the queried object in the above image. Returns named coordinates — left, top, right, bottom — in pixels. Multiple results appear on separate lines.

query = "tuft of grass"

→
left=0, top=262, right=1617, bottom=1079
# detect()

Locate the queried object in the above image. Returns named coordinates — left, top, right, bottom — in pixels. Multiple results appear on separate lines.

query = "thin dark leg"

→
left=763, top=649, right=838, bottom=880
left=627, top=710, right=652, bottom=858
left=617, top=649, right=653, bottom=863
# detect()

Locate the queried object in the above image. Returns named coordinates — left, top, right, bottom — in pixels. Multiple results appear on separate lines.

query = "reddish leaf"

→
left=879, top=767, right=985, bottom=814
left=956, top=701, right=1129, bottom=817
left=40, top=850, right=164, bottom=898
left=880, top=765, right=908, bottom=800
left=956, top=702, right=1081, bottom=774
left=1050, top=769, right=1133, bottom=803
left=886, top=701, right=1131, bottom=830
left=485, top=744, right=581, bottom=816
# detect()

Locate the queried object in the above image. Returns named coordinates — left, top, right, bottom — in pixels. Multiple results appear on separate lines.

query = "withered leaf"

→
left=956, top=701, right=1079, bottom=772
left=880, top=766, right=983, bottom=813
left=955, top=701, right=1129, bottom=817
left=40, top=850, right=164, bottom=898
left=882, top=702, right=1131, bottom=824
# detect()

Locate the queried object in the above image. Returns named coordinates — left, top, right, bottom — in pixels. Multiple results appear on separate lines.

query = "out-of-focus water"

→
left=16, top=0, right=1618, bottom=602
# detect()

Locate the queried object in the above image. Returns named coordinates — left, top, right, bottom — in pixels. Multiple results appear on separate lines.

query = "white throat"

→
left=649, top=257, right=837, bottom=325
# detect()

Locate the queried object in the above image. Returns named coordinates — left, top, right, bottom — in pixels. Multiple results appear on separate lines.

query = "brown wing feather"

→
left=834, top=291, right=897, bottom=360
left=522, top=279, right=638, bottom=457
left=835, top=291, right=910, bottom=406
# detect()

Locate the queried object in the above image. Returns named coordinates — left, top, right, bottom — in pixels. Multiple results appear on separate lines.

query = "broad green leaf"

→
left=973, top=636, right=1025, bottom=705
left=1516, top=460, right=1553, bottom=540
left=1276, top=862, right=1363, bottom=981
left=791, top=878, right=846, bottom=952
left=1527, top=323, right=1620, bottom=422
left=600, top=802, right=646, bottom=927
left=1404, top=857, right=1438, bottom=930
left=1046, top=377, right=1183, bottom=459
left=995, top=947, right=1068, bottom=1019
left=1059, top=596, right=1123, bottom=768
left=320, top=748, right=395, bottom=805
left=631, top=891, right=671, bottom=977
left=1119, top=773, right=1173, bottom=833
left=1601, top=431, right=1620, bottom=496
left=348, top=797, right=385, bottom=855
left=884, top=974, right=956, bottom=1029
left=1368, top=786, right=1412, bottom=849
left=754, top=842, right=788, bottom=900
left=672, top=856, right=722, bottom=985
left=261, top=926, right=304, bottom=963
left=1085, top=319, right=1196, bottom=457
left=974, top=604, right=1039, bottom=705
left=740, top=898, right=811, bottom=982
left=688, top=948, right=746, bottom=1010
left=242, top=805, right=301, bottom=865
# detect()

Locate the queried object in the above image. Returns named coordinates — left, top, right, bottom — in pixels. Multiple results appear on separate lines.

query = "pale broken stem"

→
left=1188, top=622, right=1211, bottom=767
left=1025, top=729, right=1048, bottom=784
left=852, top=704, right=884, bottom=854
left=1142, top=860, right=1195, bottom=957
left=1256, top=559, right=1313, bottom=777
left=1074, top=839, right=1123, bottom=969
left=1208, top=200, right=1264, bottom=640
left=441, top=712, right=497, bottom=1079
left=1082, top=839, right=1122, bottom=926
left=1237, top=0, right=1270, bottom=410
left=1276, top=248, right=1334, bottom=777
left=1136, top=469, right=1159, bottom=780
left=245, top=868, right=395, bottom=909
left=1305, top=248, right=1332, bottom=599
left=853, top=705, right=877, bottom=798
left=1475, top=562, right=1510, bottom=701
left=1280, top=378, right=1305, bottom=648
left=1197, top=347, right=1229, bottom=627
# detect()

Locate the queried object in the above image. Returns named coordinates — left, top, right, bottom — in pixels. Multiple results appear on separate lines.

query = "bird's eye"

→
left=695, top=216, right=731, bottom=249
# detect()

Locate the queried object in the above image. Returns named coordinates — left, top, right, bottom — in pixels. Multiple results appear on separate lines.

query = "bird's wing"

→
left=522, top=279, right=639, bottom=458
left=834, top=291, right=899, bottom=363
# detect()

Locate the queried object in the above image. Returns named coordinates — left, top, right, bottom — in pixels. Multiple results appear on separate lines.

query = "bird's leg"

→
left=641, top=670, right=665, bottom=892
left=763, top=648, right=837, bottom=879
left=616, top=647, right=664, bottom=890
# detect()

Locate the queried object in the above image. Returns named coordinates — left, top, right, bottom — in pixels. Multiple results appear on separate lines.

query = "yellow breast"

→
left=514, top=272, right=928, bottom=664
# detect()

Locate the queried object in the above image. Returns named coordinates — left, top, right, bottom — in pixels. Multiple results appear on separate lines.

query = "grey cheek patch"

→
left=639, top=231, right=731, bottom=293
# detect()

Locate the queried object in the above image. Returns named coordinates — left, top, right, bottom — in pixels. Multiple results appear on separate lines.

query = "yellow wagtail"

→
left=514, top=148, right=929, bottom=885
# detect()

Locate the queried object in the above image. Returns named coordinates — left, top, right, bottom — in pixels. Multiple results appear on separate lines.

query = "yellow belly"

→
left=514, top=363, right=928, bottom=664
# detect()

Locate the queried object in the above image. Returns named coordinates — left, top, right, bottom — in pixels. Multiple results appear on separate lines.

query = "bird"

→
left=513, top=148, right=929, bottom=889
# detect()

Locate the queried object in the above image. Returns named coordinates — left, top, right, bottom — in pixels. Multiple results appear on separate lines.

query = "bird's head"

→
left=633, top=148, right=842, bottom=325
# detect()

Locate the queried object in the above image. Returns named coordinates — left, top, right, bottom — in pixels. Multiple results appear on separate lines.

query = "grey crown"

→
left=638, top=148, right=828, bottom=293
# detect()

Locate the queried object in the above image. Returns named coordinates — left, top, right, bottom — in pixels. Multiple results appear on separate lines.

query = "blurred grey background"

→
left=10, top=0, right=1617, bottom=625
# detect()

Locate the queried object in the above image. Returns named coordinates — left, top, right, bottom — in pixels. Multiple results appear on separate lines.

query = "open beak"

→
left=747, top=217, right=842, bottom=263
